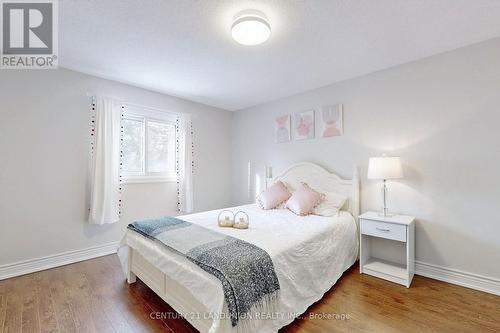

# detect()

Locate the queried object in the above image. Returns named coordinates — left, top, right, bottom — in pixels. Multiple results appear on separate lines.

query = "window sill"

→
left=122, top=176, right=177, bottom=184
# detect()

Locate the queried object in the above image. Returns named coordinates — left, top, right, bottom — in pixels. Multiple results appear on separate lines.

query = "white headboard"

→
left=266, top=162, right=360, bottom=220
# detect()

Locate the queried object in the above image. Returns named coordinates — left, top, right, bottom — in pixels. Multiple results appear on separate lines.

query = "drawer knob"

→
left=376, top=227, right=390, bottom=232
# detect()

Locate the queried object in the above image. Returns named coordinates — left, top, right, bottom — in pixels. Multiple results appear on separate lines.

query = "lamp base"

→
left=378, top=211, right=395, bottom=218
left=380, top=183, right=396, bottom=217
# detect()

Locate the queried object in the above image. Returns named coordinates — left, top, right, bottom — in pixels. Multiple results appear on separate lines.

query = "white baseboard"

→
left=416, top=261, right=500, bottom=296
left=2, top=245, right=499, bottom=297
left=0, top=241, right=120, bottom=280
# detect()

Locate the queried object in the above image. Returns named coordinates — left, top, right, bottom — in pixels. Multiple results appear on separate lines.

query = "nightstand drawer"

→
left=361, top=219, right=406, bottom=242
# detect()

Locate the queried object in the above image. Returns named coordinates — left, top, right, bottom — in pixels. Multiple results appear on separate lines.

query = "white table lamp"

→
left=367, top=156, right=403, bottom=217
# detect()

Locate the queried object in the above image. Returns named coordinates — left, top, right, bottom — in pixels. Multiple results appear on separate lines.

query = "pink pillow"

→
left=257, top=181, right=291, bottom=210
left=286, top=183, right=325, bottom=216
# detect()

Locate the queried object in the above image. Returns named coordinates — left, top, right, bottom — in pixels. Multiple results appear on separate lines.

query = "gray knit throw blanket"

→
left=128, top=216, right=280, bottom=329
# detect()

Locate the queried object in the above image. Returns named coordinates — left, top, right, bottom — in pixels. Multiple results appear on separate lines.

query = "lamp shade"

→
left=367, top=156, right=403, bottom=180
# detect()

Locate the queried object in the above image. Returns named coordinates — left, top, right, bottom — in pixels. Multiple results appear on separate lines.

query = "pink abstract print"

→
left=295, top=110, right=314, bottom=140
left=275, top=114, right=291, bottom=143
left=320, top=104, right=343, bottom=138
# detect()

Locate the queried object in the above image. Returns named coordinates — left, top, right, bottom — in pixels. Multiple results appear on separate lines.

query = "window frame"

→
left=121, top=105, right=178, bottom=184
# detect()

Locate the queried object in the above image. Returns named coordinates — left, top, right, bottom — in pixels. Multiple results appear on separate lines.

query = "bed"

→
left=119, top=162, right=360, bottom=333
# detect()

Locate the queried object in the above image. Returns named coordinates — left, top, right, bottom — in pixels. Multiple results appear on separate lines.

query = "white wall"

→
left=2, top=39, right=499, bottom=285
left=0, top=68, right=233, bottom=266
left=231, top=38, right=500, bottom=279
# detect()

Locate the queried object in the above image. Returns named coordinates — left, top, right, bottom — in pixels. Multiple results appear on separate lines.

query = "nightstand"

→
left=359, top=212, right=415, bottom=288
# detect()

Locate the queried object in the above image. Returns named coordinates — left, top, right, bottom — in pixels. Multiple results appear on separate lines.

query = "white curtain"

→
left=177, top=113, right=194, bottom=213
left=88, top=96, right=121, bottom=224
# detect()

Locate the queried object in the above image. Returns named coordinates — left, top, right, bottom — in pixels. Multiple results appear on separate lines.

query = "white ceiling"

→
left=60, top=0, right=500, bottom=111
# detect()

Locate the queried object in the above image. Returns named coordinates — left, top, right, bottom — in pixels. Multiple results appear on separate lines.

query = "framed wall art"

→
left=319, top=104, right=343, bottom=138
left=294, top=110, right=315, bottom=140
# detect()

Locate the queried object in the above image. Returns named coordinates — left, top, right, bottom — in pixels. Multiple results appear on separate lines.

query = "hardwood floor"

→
left=1, top=255, right=499, bottom=333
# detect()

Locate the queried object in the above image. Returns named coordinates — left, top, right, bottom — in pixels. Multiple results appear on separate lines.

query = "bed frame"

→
left=265, top=162, right=360, bottom=223
left=127, top=162, right=360, bottom=333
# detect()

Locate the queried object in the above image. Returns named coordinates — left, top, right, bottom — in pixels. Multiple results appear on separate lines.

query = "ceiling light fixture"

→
left=231, top=10, right=271, bottom=46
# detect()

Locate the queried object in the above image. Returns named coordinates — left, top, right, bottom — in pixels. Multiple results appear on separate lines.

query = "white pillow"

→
left=312, top=191, right=347, bottom=216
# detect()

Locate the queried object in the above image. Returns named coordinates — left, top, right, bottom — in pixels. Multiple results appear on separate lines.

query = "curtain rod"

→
left=86, top=92, right=185, bottom=117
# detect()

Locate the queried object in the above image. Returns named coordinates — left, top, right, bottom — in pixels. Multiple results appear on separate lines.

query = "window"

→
left=122, top=116, right=145, bottom=174
left=121, top=106, right=177, bottom=183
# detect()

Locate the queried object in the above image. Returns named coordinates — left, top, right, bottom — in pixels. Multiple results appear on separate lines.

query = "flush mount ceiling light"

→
left=231, top=10, right=271, bottom=46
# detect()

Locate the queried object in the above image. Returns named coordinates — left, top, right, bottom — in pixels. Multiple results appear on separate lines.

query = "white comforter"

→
left=119, top=204, right=358, bottom=333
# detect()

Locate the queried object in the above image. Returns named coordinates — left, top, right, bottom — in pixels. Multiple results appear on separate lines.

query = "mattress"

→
left=119, top=204, right=358, bottom=333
